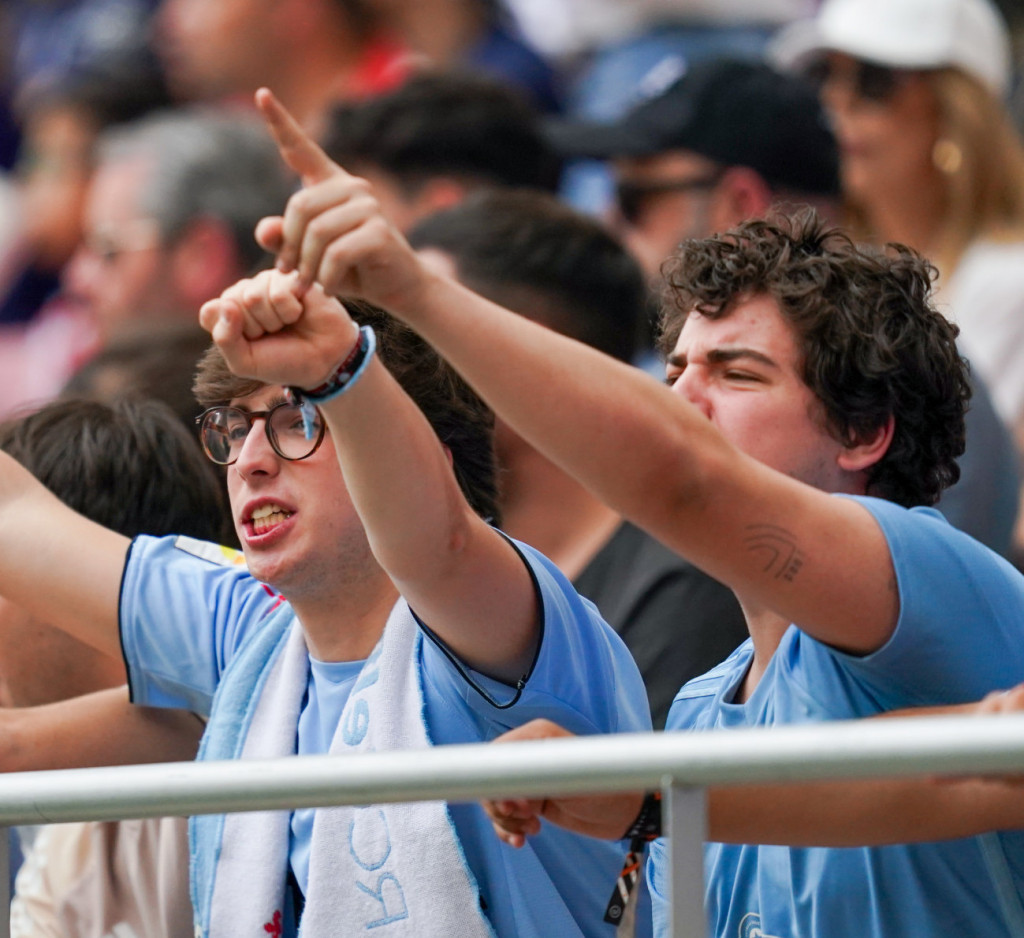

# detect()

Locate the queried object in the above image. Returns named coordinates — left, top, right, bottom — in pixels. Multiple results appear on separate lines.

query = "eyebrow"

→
left=229, top=394, right=290, bottom=411
left=667, top=347, right=780, bottom=370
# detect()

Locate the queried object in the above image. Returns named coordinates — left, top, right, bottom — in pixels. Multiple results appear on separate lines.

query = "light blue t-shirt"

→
left=291, top=657, right=364, bottom=893
left=650, top=496, right=1024, bottom=937
left=120, top=534, right=653, bottom=938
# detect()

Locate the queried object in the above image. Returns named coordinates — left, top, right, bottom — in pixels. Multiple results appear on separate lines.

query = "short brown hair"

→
left=658, top=209, right=969, bottom=507
left=193, top=300, right=500, bottom=524
left=0, top=397, right=228, bottom=540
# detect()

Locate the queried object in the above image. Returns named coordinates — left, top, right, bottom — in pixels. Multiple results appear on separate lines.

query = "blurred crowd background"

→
left=3, top=1, right=1024, bottom=931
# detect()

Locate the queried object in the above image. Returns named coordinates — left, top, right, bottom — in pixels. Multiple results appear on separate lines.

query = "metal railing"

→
left=4, top=712, right=1024, bottom=937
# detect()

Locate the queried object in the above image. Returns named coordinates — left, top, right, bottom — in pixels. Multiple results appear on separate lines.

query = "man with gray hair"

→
left=0, top=107, right=296, bottom=418
left=64, top=107, right=295, bottom=340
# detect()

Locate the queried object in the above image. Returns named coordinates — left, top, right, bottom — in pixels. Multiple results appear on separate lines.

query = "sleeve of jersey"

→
left=419, top=538, right=653, bottom=743
left=119, top=535, right=283, bottom=715
left=809, top=495, right=1024, bottom=708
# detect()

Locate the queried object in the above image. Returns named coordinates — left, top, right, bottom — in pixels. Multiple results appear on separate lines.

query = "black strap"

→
left=604, top=838, right=646, bottom=924
left=604, top=792, right=662, bottom=924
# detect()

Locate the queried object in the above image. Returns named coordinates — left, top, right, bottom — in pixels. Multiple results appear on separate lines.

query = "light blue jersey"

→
left=650, top=496, right=1024, bottom=937
left=120, top=534, right=653, bottom=938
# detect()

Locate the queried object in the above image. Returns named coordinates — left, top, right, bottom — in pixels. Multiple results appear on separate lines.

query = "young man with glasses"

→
left=0, top=287, right=651, bottom=937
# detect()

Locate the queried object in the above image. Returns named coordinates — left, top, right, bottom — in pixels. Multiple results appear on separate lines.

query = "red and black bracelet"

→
left=285, top=325, right=377, bottom=438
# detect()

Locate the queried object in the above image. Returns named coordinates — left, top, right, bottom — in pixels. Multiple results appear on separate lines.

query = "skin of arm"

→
left=0, top=454, right=128, bottom=658
left=249, top=89, right=898, bottom=656
left=483, top=705, right=1024, bottom=849
left=0, top=685, right=203, bottom=772
left=200, top=272, right=537, bottom=681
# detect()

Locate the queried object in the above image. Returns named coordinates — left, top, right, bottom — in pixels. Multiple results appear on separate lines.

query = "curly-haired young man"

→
left=251, top=87, right=1024, bottom=937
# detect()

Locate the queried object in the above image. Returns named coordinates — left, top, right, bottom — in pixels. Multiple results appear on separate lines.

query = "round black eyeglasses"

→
left=196, top=402, right=326, bottom=466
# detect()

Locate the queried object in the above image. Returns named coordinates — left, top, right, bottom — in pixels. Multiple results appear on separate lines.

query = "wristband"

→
left=285, top=325, right=377, bottom=438
left=623, top=790, right=662, bottom=841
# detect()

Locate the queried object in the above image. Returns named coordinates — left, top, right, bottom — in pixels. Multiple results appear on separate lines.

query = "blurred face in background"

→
left=62, top=156, right=176, bottom=336
left=817, top=52, right=941, bottom=208
left=16, top=104, right=96, bottom=270
left=611, top=150, right=724, bottom=281
left=154, top=0, right=278, bottom=101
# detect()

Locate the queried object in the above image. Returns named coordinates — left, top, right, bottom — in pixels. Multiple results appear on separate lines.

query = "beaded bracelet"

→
left=285, top=325, right=377, bottom=439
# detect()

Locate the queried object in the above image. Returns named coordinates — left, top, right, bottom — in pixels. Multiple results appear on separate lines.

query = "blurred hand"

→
left=932, top=683, right=1024, bottom=787
left=482, top=719, right=645, bottom=847
left=977, top=683, right=1024, bottom=716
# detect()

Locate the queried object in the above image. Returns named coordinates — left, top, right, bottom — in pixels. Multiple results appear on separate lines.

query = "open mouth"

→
left=248, top=504, right=294, bottom=535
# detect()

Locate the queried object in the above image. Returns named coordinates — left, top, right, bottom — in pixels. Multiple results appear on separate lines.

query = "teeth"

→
left=249, top=504, right=292, bottom=534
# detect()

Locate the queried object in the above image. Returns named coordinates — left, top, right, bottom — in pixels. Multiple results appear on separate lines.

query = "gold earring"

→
left=933, top=138, right=964, bottom=174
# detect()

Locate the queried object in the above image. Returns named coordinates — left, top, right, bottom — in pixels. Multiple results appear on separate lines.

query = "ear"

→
left=412, top=177, right=469, bottom=217
left=169, top=217, right=243, bottom=312
left=708, top=167, right=774, bottom=231
left=837, top=414, right=896, bottom=474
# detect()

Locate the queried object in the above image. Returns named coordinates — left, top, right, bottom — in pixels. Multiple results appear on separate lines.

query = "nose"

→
left=818, top=64, right=860, bottom=122
left=821, top=77, right=853, bottom=120
left=62, top=245, right=101, bottom=305
left=232, top=418, right=280, bottom=480
left=670, top=365, right=712, bottom=419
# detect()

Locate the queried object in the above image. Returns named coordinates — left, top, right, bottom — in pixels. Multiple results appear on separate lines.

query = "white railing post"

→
left=665, top=780, right=707, bottom=938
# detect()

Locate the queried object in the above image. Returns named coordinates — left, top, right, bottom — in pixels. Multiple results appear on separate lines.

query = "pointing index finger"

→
left=255, top=87, right=343, bottom=186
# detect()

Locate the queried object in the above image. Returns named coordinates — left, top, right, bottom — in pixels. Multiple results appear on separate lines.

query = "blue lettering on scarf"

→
left=350, top=807, right=409, bottom=928
left=356, top=874, right=409, bottom=929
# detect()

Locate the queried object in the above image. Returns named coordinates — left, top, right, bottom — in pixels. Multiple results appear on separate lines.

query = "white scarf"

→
left=191, top=601, right=496, bottom=938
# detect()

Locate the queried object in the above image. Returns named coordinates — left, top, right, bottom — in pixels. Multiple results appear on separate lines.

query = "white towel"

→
left=192, top=601, right=496, bottom=938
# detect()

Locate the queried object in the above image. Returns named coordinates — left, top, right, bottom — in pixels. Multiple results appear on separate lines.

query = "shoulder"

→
left=421, top=535, right=651, bottom=735
left=844, top=495, right=1014, bottom=572
left=843, top=494, right=1024, bottom=604
left=127, top=534, right=250, bottom=581
left=826, top=496, right=1024, bottom=702
left=510, top=535, right=611, bottom=633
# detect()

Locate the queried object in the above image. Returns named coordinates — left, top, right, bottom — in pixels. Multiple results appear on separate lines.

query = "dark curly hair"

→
left=193, top=300, right=500, bottom=525
left=657, top=209, right=969, bottom=507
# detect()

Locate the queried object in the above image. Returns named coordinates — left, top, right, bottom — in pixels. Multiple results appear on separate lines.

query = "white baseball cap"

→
left=773, top=0, right=1012, bottom=97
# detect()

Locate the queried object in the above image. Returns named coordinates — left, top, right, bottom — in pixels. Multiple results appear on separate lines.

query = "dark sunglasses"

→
left=196, top=402, right=326, bottom=466
left=616, top=170, right=724, bottom=225
left=808, top=58, right=912, bottom=104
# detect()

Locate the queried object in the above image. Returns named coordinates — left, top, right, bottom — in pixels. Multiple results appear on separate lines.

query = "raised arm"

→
left=251, top=89, right=897, bottom=655
left=0, top=686, right=202, bottom=772
left=200, top=272, right=537, bottom=682
left=0, top=453, right=128, bottom=658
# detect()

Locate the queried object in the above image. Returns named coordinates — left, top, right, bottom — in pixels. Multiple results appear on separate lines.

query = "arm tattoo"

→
left=744, top=524, right=805, bottom=582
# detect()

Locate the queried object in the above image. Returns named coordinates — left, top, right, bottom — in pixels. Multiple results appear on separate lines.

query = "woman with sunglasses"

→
left=784, top=0, right=1024, bottom=561
left=789, top=0, right=1024, bottom=442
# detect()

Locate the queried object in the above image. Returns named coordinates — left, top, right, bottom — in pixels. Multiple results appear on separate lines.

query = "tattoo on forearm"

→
left=744, top=525, right=805, bottom=582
